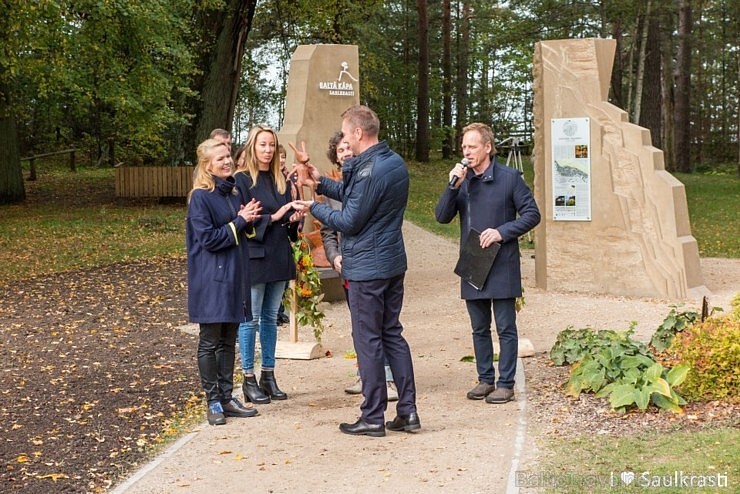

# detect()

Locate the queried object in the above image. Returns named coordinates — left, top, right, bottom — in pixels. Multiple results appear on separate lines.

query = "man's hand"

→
left=480, top=228, right=502, bottom=248
left=333, top=255, right=343, bottom=272
left=291, top=200, right=314, bottom=212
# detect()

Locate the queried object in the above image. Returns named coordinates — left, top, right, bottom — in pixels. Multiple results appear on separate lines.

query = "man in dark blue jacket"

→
left=294, top=105, right=419, bottom=437
left=435, top=123, right=540, bottom=405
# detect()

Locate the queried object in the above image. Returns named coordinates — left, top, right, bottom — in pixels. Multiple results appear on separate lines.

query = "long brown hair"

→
left=188, top=139, right=229, bottom=201
left=238, top=125, right=286, bottom=194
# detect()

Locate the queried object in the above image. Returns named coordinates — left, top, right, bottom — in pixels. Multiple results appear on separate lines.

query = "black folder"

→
left=453, top=229, right=500, bottom=290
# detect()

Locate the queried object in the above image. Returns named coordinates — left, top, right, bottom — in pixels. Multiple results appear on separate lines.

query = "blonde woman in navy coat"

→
left=186, top=138, right=262, bottom=425
left=234, top=126, right=301, bottom=404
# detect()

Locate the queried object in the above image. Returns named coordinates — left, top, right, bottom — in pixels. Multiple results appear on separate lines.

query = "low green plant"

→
left=649, top=306, right=700, bottom=352
left=667, top=313, right=740, bottom=401
left=549, top=324, right=643, bottom=366
left=552, top=325, right=689, bottom=413
left=593, top=361, right=688, bottom=413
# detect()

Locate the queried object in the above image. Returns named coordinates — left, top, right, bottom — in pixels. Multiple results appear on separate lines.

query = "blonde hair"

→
left=188, top=139, right=229, bottom=201
left=238, top=125, right=286, bottom=194
left=462, top=122, right=497, bottom=155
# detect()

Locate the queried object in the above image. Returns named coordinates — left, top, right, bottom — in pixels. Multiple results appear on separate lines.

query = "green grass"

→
left=675, top=171, right=739, bottom=258
left=529, top=427, right=738, bottom=493
left=0, top=165, right=186, bottom=285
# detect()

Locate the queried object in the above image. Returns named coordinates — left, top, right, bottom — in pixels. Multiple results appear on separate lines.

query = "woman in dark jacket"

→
left=186, top=138, right=261, bottom=425
left=234, top=126, right=301, bottom=404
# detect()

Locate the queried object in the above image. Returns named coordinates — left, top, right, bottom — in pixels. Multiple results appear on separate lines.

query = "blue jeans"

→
left=239, top=281, right=285, bottom=373
left=465, top=298, right=518, bottom=389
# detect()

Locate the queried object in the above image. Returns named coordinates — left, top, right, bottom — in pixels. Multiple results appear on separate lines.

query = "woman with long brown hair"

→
left=234, top=126, right=302, bottom=404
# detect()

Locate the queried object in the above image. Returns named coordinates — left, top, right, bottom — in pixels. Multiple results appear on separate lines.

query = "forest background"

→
left=1, top=0, right=738, bottom=204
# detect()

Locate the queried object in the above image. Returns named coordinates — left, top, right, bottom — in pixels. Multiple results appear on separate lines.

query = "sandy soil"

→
left=115, top=222, right=738, bottom=494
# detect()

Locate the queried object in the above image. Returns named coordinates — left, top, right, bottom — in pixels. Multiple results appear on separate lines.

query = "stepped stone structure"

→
left=278, top=44, right=360, bottom=179
left=532, top=38, right=707, bottom=300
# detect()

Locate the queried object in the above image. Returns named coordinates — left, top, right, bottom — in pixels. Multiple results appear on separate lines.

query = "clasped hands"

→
left=238, top=198, right=261, bottom=223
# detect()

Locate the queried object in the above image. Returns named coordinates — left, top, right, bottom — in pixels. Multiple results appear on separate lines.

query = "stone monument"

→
left=532, top=38, right=707, bottom=300
left=278, top=44, right=361, bottom=182
left=276, top=44, right=360, bottom=360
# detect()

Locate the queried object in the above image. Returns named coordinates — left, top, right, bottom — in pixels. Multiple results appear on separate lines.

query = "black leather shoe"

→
left=386, top=412, right=421, bottom=432
left=339, top=418, right=386, bottom=437
left=221, top=398, right=259, bottom=418
left=243, top=375, right=271, bottom=404
left=260, top=370, right=288, bottom=400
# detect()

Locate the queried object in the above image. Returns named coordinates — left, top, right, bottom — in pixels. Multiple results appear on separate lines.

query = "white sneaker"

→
left=386, top=381, right=399, bottom=402
left=344, top=377, right=362, bottom=394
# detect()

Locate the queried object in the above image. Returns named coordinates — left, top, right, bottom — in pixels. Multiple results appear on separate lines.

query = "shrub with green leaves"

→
left=731, top=292, right=740, bottom=320
left=569, top=356, right=689, bottom=413
left=550, top=324, right=645, bottom=366
left=667, top=314, right=740, bottom=401
left=551, top=325, right=689, bottom=413
left=649, top=306, right=699, bottom=352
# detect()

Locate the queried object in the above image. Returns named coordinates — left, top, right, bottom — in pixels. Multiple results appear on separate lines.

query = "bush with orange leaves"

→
left=283, top=234, right=326, bottom=341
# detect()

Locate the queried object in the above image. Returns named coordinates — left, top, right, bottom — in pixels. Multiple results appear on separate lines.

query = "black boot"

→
left=260, top=370, right=287, bottom=400
left=242, top=375, right=271, bottom=404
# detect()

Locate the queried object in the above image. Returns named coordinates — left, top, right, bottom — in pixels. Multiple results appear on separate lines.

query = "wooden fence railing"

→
left=21, top=149, right=76, bottom=181
left=115, top=166, right=193, bottom=198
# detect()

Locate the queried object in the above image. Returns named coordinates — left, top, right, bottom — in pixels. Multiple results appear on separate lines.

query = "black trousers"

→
left=348, top=274, right=417, bottom=424
left=197, top=322, right=237, bottom=404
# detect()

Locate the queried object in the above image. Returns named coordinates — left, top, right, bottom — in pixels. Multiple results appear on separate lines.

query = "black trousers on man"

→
left=348, top=274, right=417, bottom=424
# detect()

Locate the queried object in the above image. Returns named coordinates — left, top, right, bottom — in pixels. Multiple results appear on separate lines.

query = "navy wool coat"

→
left=186, top=176, right=253, bottom=324
left=310, top=141, right=408, bottom=282
left=234, top=171, right=297, bottom=285
left=435, top=160, right=540, bottom=300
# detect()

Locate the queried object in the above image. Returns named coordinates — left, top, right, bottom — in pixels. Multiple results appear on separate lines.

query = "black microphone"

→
left=448, top=158, right=470, bottom=187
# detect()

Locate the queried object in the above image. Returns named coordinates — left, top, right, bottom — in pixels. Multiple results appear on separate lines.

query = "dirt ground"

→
left=1, top=222, right=737, bottom=493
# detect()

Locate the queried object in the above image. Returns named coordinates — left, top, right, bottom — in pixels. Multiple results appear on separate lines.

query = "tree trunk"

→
left=660, top=11, right=675, bottom=171
left=625, top=19, right=639, bottom=116
left=639, top=11, right=662, bottom=150
left=454, top=2, right=471, bottom=153
left=633, top=1, right=651, bottom=124
left=441, top=0, right=453, bottom=159
left=609, top=20, right=624, bottom=108
left=674, top=0, right=692, bottom=173
left=415, top=0, right=430, bottom=162
left=194, top=0, right=257, bottom=147
left=0, top=82, right=25, bottom=204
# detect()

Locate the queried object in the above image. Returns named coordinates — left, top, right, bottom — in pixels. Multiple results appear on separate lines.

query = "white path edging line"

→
left=506, top=357, right=528, bottom=494
left=110, top=430, right=199, bottom=494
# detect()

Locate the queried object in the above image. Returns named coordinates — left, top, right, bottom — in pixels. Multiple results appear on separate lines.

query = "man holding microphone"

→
left=435, top=123, right=540, bottom=404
